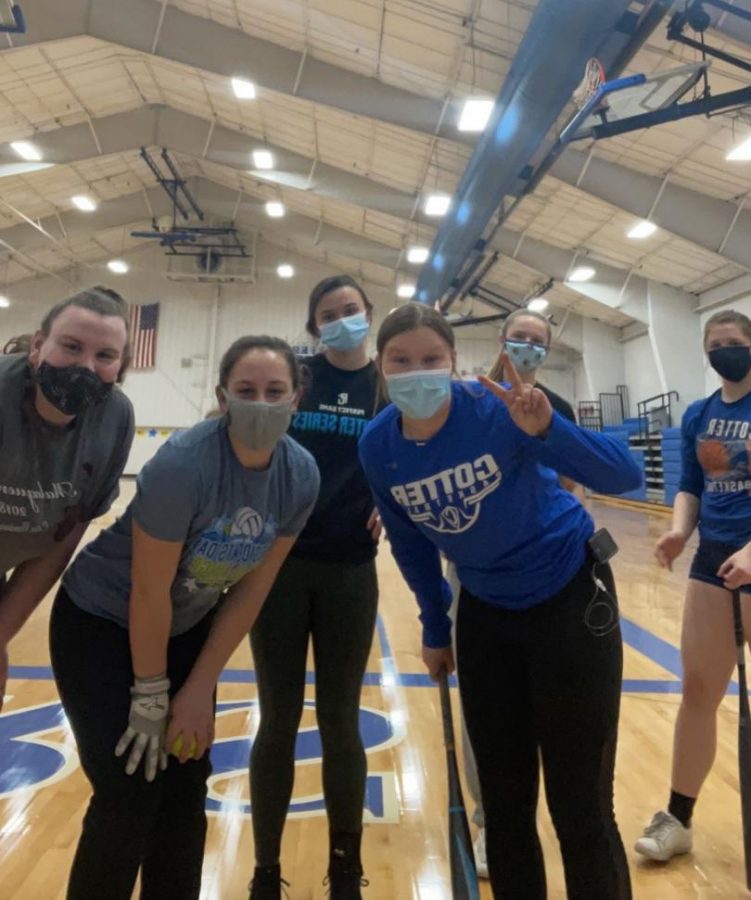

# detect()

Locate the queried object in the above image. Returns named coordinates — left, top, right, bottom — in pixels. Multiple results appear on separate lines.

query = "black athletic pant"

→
left=456, top=557, right=632, bottom=900
left=249, top=556, right=378, bottom=866
left=50, top=587, right=213, bottom=900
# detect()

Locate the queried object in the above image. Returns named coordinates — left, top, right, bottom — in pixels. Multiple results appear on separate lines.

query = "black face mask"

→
left=708, top=346, right=751, bottom=383
left=35, top=362, right=113, bottom=416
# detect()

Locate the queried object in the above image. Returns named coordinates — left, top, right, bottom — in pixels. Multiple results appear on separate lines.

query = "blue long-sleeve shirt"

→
left=358, top=382, right=643, bottom=647
left=679, top=389, right=751, bottom=545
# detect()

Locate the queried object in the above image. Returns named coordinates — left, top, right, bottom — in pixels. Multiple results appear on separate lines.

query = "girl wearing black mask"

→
left=49, top=335, right=319, bottom=900
left=0, top=287, right=134, bottom=712
left=636, top=310, right=751, bottom=865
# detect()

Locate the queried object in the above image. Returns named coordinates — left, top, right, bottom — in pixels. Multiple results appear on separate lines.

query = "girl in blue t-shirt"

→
left=636, top=310, right=751, bottom=865
left=50, top=336, right=319, bottom=900
left=358, top=304, right=641, bottom=900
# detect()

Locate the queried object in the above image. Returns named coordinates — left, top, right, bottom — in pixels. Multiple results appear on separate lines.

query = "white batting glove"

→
left=115, top=674, right=170, bottom=781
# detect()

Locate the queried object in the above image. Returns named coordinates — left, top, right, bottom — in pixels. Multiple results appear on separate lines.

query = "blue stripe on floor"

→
left=9, top=613, right=741, bottom=696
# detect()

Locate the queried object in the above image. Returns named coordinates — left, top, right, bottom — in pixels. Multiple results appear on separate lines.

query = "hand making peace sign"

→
left=478, top=352, right=553, bottom=437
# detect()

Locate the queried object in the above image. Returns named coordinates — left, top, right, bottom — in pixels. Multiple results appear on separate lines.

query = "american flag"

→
left=128, top=303, right=159, bottom=369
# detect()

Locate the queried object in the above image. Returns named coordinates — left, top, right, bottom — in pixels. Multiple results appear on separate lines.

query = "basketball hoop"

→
left=573, top=58, right=608, bottom=111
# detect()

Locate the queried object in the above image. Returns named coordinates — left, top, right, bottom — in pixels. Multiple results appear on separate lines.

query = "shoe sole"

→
left=634, top=842, right=692, bottom=862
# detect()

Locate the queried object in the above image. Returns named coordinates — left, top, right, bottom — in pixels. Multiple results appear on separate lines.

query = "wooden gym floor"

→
left=1, top=486, right=747, bottom=898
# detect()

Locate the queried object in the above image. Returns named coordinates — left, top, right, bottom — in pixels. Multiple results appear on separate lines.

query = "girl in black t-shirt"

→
left=248, top=275, right=381, bottom=900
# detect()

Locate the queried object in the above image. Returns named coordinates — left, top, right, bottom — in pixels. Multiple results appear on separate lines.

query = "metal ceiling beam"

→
left=489, top=229, right=655, bottom=325
left=414, top=0, right=650, bottom=305
left=7, top=104, right=746, bottom=293
left=0, top=105, right=421, bottom=223
left=552, top=145, right=751, bottom=272
left=11, top=0, right=467, bottom=144
left=0, top=176, right=404, bottom=271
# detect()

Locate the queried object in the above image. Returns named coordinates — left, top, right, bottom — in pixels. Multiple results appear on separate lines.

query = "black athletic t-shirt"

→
left=289, top=354, right=381, bottom=564
left=538, top=383, right=576, bottom=423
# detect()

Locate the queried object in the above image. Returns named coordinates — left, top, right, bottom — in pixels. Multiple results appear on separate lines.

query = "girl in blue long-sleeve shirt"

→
left=358, top=304, right=640, bottom=900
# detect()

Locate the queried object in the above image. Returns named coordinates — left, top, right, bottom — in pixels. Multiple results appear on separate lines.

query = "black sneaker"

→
left=326, top=831, right=368, bottom=899
left=324, top=871, right=369, bottom=900
left=248, top=865, right=290, bottom=900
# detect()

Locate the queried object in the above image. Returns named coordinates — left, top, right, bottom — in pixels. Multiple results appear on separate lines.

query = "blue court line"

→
left=6, top=613, right=741, bottom=696
left=5, top=664, right=685, bottom=693
left=620, top=617, right=683, bottom=679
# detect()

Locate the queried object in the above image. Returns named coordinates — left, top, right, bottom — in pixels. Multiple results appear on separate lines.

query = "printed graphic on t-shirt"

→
left=697, top=417, right=751, bottom=493
left=184, top=506, right=277, bottom=589
left=0, top=478, right=81, bottom=534
left=292, top=402, right=370, bottom=439
left=389, top=454, right=503, bottom=534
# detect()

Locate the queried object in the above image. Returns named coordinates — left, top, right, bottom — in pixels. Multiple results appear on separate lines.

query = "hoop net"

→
left=573, top=58, right=608, bottom=111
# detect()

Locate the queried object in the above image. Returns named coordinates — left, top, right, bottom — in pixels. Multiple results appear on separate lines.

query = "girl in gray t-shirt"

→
left=0, top=287, right=134, bottom=711
left=50, top=335, right=319, bottom=900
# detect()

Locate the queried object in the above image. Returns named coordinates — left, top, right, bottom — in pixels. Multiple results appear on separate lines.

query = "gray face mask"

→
left=222, top=390, right=293, bottom=450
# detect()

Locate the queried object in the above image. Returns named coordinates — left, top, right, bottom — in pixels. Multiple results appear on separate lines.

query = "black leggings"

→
left=50, top=588, right=213, bottom=900
left=249, top=555, right=378, bottom=866
left=457, top=559, right=632, bottom=900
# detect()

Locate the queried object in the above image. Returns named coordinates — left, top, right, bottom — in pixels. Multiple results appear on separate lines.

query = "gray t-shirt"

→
left=64, top=418, right=320, bottom=635
left=0, top=353, right=134, bottom=575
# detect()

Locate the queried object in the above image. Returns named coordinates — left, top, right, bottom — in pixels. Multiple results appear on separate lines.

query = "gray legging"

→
left=445, top=561, right=485, bottom=828
left=249, top=555, right=378, bottom=866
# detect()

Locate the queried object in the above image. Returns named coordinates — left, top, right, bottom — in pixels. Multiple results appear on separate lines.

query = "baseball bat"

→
left=732, top=589, right=751, bottom=891
left=438, top=670, right=480, bottom=900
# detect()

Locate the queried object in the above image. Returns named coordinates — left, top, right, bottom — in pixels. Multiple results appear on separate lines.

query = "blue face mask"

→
left=385, top=369, right=452, bottom=420
left=319, top=312, right=369, bottom=351
left=504, top=339, right=548, bottom=373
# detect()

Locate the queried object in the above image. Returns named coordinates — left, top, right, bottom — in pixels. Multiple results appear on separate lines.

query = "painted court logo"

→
left=390, top=453, right=502, bottom=534
left=0, top=699, right=401, bottom=823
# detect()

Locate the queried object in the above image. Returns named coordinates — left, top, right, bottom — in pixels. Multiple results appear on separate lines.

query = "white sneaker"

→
left=634, top=810, right=692, bottom=862
left=473, top=828, right=489, bottom=879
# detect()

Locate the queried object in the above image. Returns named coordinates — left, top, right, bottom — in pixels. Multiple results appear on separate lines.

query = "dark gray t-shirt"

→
left=64, top=419, right=320, bottom=635
left=0, top=353, right=134, bottom=575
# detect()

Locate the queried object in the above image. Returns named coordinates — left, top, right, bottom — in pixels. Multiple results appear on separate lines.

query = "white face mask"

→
left=222, top=390, right=293, bottom=450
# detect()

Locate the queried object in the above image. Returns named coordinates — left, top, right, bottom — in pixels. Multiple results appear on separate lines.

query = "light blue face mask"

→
left=504, top=339, right=548, bottom=373
left=319, top=312, right=370, bottom=351
left=385, top=368, right=452, bottom=420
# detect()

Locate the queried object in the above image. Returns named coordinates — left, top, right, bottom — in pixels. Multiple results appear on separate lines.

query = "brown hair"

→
left=3, top=333, right=32, bottom=355
left=704, top=309, right=751, bottom=347
left=375, top=303, right=455, bottom=356
left=306, top=274, right=373, bottom=338
left=487, top=310, right=552, bottom=382
left=39, top=286, right=131, bottom=381
left=218, top=335, right=302, bottom=391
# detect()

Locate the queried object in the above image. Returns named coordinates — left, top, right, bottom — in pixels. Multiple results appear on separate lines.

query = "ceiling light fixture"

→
left=231, top=77, right=256, bottom=99
left=458, top=98, right=494, bottom=132
left=407, top=246, right=429, bottom=264
left=397, top=284, right=416, bottom=299
left=72, top=194, right=97, bottom=212
left=252, top=149, right=274, bottom=170
left=265, top=201, right=285, bottom=218
left=424, top=194, right=451, bottom=217
left=107, top=259, right=129, bottom=274
left=277, top=264, right=294, bottom=278
left=10, top=140, right=41, bottom=161
left=727, top=136, right=751, bottom=161
left=627, top=220, right=657, bottom=239
left=567, top=266, right=596, bottom=283
left=527, top=297, right=549, bottom=312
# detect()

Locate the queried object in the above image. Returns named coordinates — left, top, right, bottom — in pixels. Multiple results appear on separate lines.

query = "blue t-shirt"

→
left=64, top=419, right=320, bottom=635
left=358, top=382, right=642, bottom=647
left=679, top=389, right=751, bottom=545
